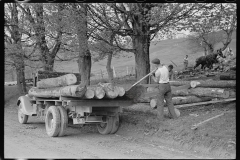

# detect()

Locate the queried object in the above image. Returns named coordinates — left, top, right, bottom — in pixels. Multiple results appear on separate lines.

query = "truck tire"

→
left=110, top=114, right=120, bottom=134
left=97, top=116, right=113, bottom=135
left=45, top=106, right=61, bottom=137
left=18, top=102, right=28, bottom=124
left=57, top=106, right=68, bottom=137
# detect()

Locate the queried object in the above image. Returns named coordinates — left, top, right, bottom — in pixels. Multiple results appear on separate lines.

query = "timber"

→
left=98, top=83, right=119, bottom=99
left=94, top=86, right=105, bottom=99
left=175, top=98, right=236, bottom=109
left=28, top=85, right=87, bottom=98
left=219, top=74, right=236, bottom=80
left=149, top=96, right=212, bottom=107
left=190, top=80, right=236, bottom=88
left=141, top=81, right=191, bottom=88
left=117, top=86, right=125, bottom=97
left=84, top=87, right=95, bottom=99
left=37, top=74, right=77, bottom=89
left=37, top=70, right=81, bottom=83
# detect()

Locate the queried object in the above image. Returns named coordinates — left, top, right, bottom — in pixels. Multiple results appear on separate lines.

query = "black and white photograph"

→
left=4, top=2, right=236, bottom=159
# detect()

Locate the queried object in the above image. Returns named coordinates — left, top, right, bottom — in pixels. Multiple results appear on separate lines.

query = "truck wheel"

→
left=45, top=106, right=61, bottom=137
left=57, top=106, right=68, bottom=137
left=97, top=116, right=113, bottom=135
left=110, top=114, right=120, bottom=134
left=18, top=102, right=28, bottom=124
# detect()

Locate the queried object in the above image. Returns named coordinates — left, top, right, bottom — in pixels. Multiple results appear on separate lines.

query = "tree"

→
left=5, top=3, right=27, bottom=93
left=182, top=3, right=236, bottom=55
left=88, top=3, right=206, bottom=84
left=17, top=3, right=65, bottom=71
left=70, top=3, right=91, bottom=86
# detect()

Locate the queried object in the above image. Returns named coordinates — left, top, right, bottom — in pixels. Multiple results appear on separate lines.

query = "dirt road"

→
left=5, top=104, right=210, bottom=159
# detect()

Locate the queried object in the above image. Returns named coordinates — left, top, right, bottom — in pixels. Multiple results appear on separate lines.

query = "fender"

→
left=17, top=95, right=37, bottom=115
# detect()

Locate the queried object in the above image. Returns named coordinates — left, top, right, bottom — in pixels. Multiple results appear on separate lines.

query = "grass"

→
left=4, top=31, right=236, bottom=82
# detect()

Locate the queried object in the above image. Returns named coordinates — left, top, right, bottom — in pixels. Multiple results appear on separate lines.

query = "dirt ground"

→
left=4, top=82, right=236, bottom=159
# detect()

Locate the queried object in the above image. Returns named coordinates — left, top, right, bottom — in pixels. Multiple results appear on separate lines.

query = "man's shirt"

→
left=155, top=65, right=169, bottom=83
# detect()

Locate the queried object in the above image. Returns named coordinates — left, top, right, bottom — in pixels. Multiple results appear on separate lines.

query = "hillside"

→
left=4, top=31, right=236, bottom=81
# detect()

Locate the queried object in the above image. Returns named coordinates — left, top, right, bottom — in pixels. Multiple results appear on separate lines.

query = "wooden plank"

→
left=174, top=98, right=236, bottom=109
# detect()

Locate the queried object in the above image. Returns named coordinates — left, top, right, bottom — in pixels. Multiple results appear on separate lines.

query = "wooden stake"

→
left=175, top=98, right=236, bottom=109
left=191, top=113, right=225, bottom=130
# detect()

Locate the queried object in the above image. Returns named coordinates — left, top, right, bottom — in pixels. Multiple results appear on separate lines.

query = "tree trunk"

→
left=11, top=3, right=27, bottom=94
left=132, top=35, right=150, bottom=84
left=106, top=52, right=114, bottom=83
left=219, top=74, right=236, bottom=80
left=150, top=96, right=212, bottom=107
left=28, top=85, right=87, bottom=98
left=37, top=74, right=77, bottom=89
left=190, top=80, right=236, bottom=88
left=172, top=88, right=230, bottom=99
left=73, top=4, right=91, bottom=86
left=98, top=83, right=119, bottom=99
left=37, top=70, right=81, bottom=83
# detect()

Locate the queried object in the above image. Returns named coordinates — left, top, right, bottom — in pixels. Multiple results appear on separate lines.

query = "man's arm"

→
left=152, top=70, right=160, bottom=83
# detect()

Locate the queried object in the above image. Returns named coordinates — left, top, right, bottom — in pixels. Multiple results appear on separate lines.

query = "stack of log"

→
left=134, top=80, right=236, bottom=108
left=28, top=73, right=126, bottom=99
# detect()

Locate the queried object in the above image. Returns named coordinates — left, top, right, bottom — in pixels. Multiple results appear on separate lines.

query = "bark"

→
left=106, top=52, right=114, bottom=83
left=190, top=80, right=236, bottom=88
left=28, top=85, right=87, bottom=98
left=37, top=71, right=81, bottom=83
left=131, top=4, right=151, bottom=84
left=150, top=96, right=212, bottom=108
left=133, top=35, right=150, bottom=84
left=37, top=74, right=77, bottom=89
left=219, top=74, right=236, bottom=80
left=31, top=4, right=64, bottom=71
left=73, top=4, right=91, bottom=86
left=11, top=3, right=27, bottom=93
left=172, top=88, right=230, bottom=99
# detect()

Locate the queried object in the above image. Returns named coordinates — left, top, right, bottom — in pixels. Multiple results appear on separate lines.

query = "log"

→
left=219, top=74, right=236, bottom=80
left=84, top=87, right=95, bottom=99
left=190, top=80, right=236, bottom=88
left=125, top=85, right=147, bottom=102
left=37, top=74, right=77, bottom=89
left=98, top=83, right=119, bottom=99
left=189, top=88, right=229, bottom=99
left=170, top=81, right=191, bottom=86
left=37, top=70, right=81, bottom=83
left=174, top=98, right=236, bottom=109
left=149, top=96, right=212, bottom=107
left=94, top=86, right=105, bottom=99
left=117, top=86, right=125, bottom=97
left=28, top=85, right=87, bottom=98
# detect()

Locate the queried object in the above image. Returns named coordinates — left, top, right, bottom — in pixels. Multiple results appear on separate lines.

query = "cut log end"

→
left=85, top=88, right=95, bottom=99
left=223, top=91, right=230, bottom=99
left=150, top=99, right=157, bottom=109
left=94, top=86, right=105, bottom=99
left=190, top=81, right=200, bottom=88
left=118, top=86, right=125, bottom=97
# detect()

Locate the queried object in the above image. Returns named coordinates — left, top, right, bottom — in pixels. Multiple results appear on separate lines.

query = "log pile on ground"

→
left=133, top=79, right=236, bottom=108
left=28, top=72, right=126, bottom=99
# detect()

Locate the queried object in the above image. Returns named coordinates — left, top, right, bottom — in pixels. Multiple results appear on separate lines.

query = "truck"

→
left=17, top=71, right=133, bottom=137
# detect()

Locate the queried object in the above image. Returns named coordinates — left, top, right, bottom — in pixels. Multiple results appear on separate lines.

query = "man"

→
left=168, top=64, right=174, bottom=80
left=151, top=58, right=178, bottom=120
left=183, top=55, right=188, bottom=70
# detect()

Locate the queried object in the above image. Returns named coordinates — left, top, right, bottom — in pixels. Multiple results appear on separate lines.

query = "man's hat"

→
left=151, top=58, right=160, bottom=64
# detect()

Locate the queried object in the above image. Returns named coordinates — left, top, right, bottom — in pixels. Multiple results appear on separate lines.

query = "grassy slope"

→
left=54, top=31, right=236, bottom=74
left=4, top=31, right=236, bottom=81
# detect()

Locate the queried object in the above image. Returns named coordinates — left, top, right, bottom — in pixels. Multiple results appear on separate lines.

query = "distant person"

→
left=168, top=64, right=174, bottom=81
left=183, top=55, right=188, bottom=70
left=150, top=58, right=178, bottom=121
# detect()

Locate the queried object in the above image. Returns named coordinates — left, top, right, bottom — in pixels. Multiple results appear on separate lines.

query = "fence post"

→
left=101, top=69, right=104, bottom=80
left=113, top=66, right=116, bottom=78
